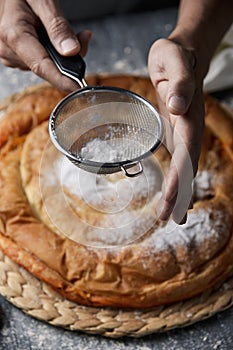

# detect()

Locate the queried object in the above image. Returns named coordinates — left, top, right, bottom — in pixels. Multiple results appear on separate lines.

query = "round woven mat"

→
left=1, top=249, right=233, bottom=338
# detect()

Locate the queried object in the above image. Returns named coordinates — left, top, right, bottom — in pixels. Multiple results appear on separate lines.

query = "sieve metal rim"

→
left=48, top=85, right=163, bottom=171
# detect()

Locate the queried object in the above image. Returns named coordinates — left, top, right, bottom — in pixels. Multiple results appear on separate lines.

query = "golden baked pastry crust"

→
left=0, top=75, right=233, bottom=308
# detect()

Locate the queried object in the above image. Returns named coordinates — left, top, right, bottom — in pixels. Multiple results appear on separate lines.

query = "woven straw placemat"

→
left=1, top=249, right=233, bottom=338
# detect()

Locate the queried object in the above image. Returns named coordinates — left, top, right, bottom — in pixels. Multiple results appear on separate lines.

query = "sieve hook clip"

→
left=120, top=161, right=143, bottom=178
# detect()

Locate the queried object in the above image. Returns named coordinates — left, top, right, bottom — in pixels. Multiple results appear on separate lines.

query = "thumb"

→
left=28, top=0, right=80, bottom=56
left=47, top=19, right=80, bottom=56
left=167, top=80, right=195, bottom=116
left=166, top=60, right=196, bottom=115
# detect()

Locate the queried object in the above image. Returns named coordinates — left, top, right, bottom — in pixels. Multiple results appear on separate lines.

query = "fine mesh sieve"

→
left=39, top=27, right=163, bottom=177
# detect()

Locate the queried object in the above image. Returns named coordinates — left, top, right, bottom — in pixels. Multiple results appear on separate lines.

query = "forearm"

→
left=169, top=0, right=233, bottom=80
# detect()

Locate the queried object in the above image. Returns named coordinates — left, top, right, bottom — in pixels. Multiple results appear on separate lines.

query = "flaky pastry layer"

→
left=0, top=76, right=233, bottom=308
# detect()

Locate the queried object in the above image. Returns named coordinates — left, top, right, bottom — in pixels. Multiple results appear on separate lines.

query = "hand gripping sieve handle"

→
left=37, top=26, right=86, bottom=87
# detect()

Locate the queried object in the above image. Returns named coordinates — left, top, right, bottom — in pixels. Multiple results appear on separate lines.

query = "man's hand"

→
left=148, top=38, right=205, bottom=224
left=0, top=0, right=92, bottom=92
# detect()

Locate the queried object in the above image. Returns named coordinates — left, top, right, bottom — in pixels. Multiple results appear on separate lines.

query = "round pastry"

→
left=0, top=75, right=233, bottom=308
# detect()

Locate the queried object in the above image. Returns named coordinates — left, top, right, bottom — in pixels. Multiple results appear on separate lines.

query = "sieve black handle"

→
left=37, top=26, right=86, bottom=86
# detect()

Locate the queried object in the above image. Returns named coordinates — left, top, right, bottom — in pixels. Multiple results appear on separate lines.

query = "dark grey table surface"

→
left=1, top=8, right=233, bottom=350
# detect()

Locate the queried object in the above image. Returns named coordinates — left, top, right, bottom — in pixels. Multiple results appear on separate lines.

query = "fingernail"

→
left=61, top=38, right=79, bottom=54
left=179, top=213, right=187, bottom=225
left=168, top=95, right=186, bottom=114
left=172, top=211, right=187, bottom=225
left=188, top=199, right=193, bottom=210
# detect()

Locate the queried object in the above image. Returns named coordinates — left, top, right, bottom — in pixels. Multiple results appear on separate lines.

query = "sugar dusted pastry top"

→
left=0, top=76, right=233, bottom=308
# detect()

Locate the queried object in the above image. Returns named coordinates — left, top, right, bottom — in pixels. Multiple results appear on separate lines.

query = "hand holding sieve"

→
left=38, top=27, right=163, bottom=177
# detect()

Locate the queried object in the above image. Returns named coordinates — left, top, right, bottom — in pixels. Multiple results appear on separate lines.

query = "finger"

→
left=0, top=41, right=28, bottom=69
left=77, top=30, right=93, bottom=57
left=27, top=0, right=80, bottom=56
left=188, top=196, right=194, bottom=210
left=165, top=44, right=196, bottom=115
left=1, top=57, right=28, bottom=70
left=177, top=213, right=187, bottom=225
left=14, top=30, right=79, bottom=92
left=167, top=79, right=195, bottom=117
left=148, top=39, right=196, bottom=116
left=156, top=189, right=177, bottom=221
left=158, top=144, right=194, bottom=224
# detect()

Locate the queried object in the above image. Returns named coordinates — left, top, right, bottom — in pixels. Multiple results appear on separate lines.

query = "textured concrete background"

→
left=0, top=8, right=233, bottom=350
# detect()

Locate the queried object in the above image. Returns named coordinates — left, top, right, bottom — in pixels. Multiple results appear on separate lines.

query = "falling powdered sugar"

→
left=47, top=150, right=164, bottom=247
left=42, top=141, right=225, bottom=250
left=42, top=128, right=224, bottom=250
left=57, top=152, right=163, bottom=212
